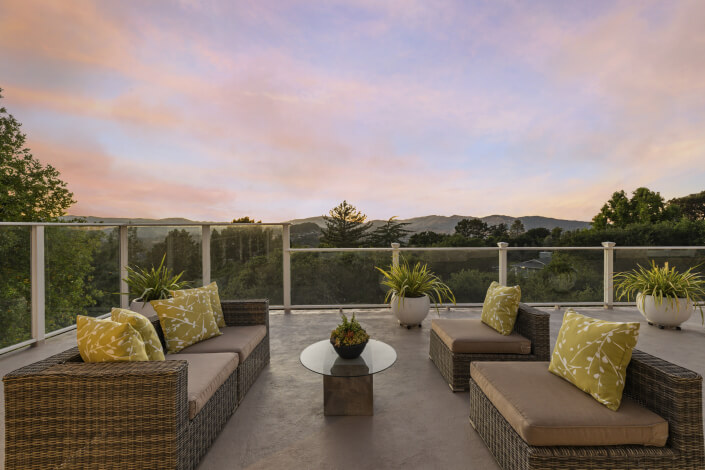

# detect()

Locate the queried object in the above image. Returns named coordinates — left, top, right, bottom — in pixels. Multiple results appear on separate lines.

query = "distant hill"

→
left=286, top=214, right=590, bottom=234
left=64, top=214, right=590, bottom=246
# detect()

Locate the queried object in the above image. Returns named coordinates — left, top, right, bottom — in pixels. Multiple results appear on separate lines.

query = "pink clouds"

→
left=1, top=0, right=704, bottom=223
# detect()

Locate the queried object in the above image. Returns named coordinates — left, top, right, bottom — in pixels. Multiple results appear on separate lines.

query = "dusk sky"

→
left=1, top=0, right=704, bottom=222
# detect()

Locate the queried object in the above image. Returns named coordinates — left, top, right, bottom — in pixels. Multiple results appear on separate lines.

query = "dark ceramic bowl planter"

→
left=331, top=339, right=368, bottom=359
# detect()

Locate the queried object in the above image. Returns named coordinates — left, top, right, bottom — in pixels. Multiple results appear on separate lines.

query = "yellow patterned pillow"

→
left=76, top=315, right=149, bottom=363
left=172, top=282, right=225, bottom=328
left=481, top=281, right=522, bottom=335
left=150, top=290, right=221, bottom=353
left=549, top=310, right=640, bottom=411
left=111, top=308, right=165, bottom=361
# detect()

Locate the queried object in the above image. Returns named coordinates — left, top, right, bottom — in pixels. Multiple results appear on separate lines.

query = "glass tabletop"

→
left=300, top=339, right=397, bottom=377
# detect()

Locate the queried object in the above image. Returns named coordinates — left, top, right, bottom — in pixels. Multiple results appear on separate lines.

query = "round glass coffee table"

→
left=300, top=339, right=397, bottom=416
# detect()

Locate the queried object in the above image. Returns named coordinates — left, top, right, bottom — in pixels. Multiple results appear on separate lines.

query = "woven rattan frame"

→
left=468, top=350, right=705, bottom=470
left=3, top=299, right=270, bottom=470
left=429, top=303, right=550, bottom=391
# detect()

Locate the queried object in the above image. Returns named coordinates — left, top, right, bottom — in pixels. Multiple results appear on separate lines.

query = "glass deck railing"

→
left=1, top=221, right=704, bottom=354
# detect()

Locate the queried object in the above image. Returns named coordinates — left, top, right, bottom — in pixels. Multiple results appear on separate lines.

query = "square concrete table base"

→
left=323, top=375, right=373, bottom=416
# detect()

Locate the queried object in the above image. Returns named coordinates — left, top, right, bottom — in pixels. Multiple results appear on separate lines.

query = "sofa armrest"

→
left=222, top=299, right=269, bottom=330
left=624, top=350, right=704, bottom=454
left=514, top=303, right=550, bottom=360
left=3, top=351, right=189, bottom=470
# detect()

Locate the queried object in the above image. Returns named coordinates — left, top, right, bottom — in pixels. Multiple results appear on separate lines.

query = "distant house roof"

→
left=511, top=259, right=547, bottom=270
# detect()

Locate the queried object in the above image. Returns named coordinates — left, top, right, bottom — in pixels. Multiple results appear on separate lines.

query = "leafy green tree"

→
left=148, top=229, right=201, bottom=283
left=509, top=219, right=525, bottom=237
left=367, top=217, right=411, bottom=247
left=232, top=216, right=261, bottom=223
left=592, top=187, right=678, bottom=229
left=1, top=88, right=75, bottom=221
left=488, top=223, right=509, bottom=239
left=319, top=200, right=372, bottom=247
left=669, top=191, right=705, bottom=221
left=408, top=231, right=448, bottom=247
left=455, top=218, right=489, bottom=239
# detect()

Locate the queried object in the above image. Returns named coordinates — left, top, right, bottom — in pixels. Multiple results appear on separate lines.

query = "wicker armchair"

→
left=3, top=299, right=269, bottom=470
left=469, top=350, right=705, bottom=470
left=429, top=303, right=551, bottom=391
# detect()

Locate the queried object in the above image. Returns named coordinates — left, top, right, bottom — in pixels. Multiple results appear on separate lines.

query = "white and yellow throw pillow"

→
left=480, top=281, right=522, bottom=335
left=549, top=310, right=640, bottom=411
left=111, top=308, right=165, bottom=361
left=150, top=290, right=221, bottom=353
left=172, top=282, right=225, bottom=328
left=76, top=315, right=149, bottom=363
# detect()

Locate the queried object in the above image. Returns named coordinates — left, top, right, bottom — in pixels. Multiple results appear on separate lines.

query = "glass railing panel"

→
left=614, top=248, right=705, bottom=303
left=507, top=249, right=603, bottom=303
left=0, top=226, right=31, bottom=349
left=291, top=251, right=391, bottom=305
left=210, top=225, right=283, bottom=304
left=399, top=249, right=499, bottom=303
left=127, top=226, right=203, bottom=288
left=45, top=225, right=121, bottom=333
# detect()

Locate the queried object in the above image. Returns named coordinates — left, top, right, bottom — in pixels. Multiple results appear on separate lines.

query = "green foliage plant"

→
left=123, top=254, right=190, bottom=302
left=376, top=259, right=456, bottom=311
left=330, top=313, right=370, bottom=347
left=614, top=260, right=705, bottom=323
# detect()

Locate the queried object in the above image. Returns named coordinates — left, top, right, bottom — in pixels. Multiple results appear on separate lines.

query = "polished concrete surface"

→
left=1, top=306, right=704, bottom=469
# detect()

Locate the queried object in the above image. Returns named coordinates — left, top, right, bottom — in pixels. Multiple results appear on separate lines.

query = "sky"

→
left=1, top=0, right=704, bottom=222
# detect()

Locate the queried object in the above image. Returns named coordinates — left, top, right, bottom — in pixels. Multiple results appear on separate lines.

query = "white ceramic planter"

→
left=636, top=293, right=694, bottom=328
left=390, top=294, right=430, bottom=328
left=129, top=300, right=158, bottom=320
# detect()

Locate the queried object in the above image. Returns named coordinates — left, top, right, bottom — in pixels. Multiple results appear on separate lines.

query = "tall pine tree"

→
left=319, top=200, right=372, bottom=247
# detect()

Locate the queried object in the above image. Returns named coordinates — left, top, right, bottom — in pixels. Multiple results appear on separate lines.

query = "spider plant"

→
left=376, top=259, right=456, bottom=311
left=123, top=254, right=190, bottom=302
left=614, top=260, right=705, bottom=322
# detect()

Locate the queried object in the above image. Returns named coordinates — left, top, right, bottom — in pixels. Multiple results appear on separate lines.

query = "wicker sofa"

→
left=3, top=299, right=270, bottom=470
left=429, top=303, right=550, bottom=391
left=469, top=350, right=705, bottom=470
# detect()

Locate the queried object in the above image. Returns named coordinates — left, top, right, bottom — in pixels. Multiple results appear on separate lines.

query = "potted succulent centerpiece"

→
left=376, top=259, right=456, bottom=328
left=330, top=313, right=370, bottom=359
left=123, top=254, right=190, bottom=318
left=614, top=261, right=705, bottom=329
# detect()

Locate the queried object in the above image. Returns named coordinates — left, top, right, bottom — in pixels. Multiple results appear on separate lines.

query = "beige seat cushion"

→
left=470, top=361, right=668, bottom=447
left=431, top=318, right=531, bottom=354
left=166, top=353, right=238, bottom=419
left=178, top=325, right=266, bottom=361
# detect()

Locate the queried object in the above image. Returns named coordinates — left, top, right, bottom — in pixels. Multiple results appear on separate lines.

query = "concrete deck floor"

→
left=1, top=306, right=704, bottom=469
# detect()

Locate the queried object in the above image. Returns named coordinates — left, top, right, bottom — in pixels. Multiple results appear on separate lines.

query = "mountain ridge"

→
left=65, top=214, right=591, bottom=233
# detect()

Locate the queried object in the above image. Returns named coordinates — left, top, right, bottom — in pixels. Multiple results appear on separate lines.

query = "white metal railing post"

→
left=497, top=242, right=508, bottom=286
left=283, top=224, right=291, bottom=313
left=391, top=243, right=400, bottom=267
left=602, top=241, right=616, bottom=309
left=119, top=226, right=129, bottom=309
left=202, top=225, right=211, bottom=286
left=31, top=225, right=46, bottom=345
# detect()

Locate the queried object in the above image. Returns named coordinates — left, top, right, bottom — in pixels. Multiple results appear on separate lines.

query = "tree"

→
left=669, top=191, right=705, bottom=221
left=408, top=231, right=448, bottom=247
left=488, top=223, right=509, bottom=239
left=0, top=88, right=75, bottom=221
left=509, top=219, right=525, bottom=237
left=319, top=201, right=372, bottom=247
left=455, top=218, right=489, bottom=239
left=232, top=216, right=261, bottom=223
left=592, top=187, right=677, bottom=229
left=148, top=229, right=201, bottom=282
left=367, top=217, right=411, bottom=247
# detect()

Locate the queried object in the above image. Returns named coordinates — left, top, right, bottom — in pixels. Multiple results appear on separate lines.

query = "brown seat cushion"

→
left=431, top=318, right=530, bottom=354
left=166, top=352, right=238, bottom=419
left=470, top=361, right=668, bottom=447
left=178, top=325, right=266, bottom=361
